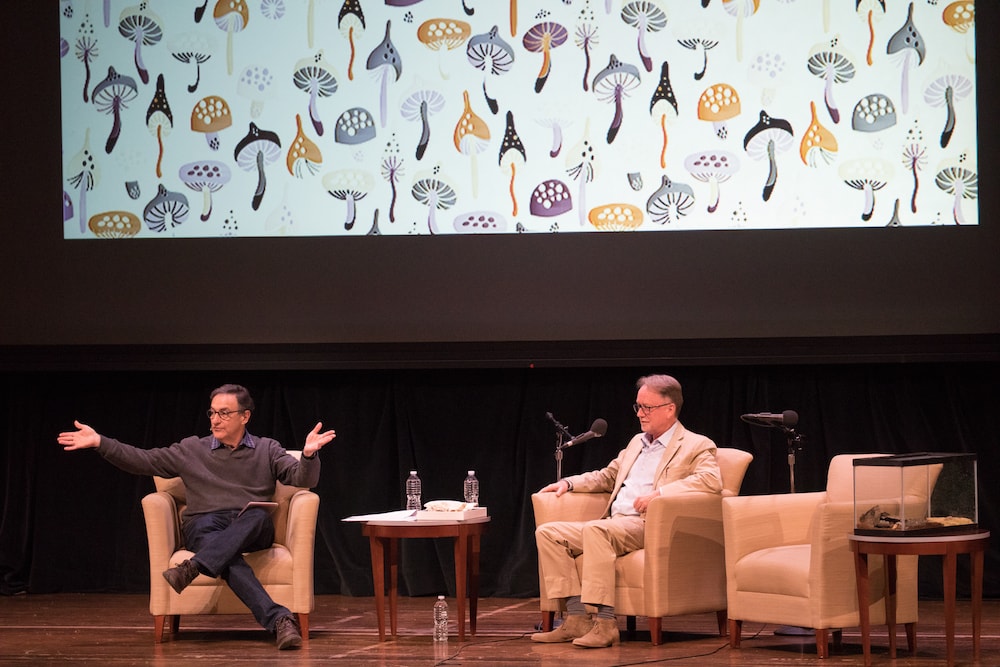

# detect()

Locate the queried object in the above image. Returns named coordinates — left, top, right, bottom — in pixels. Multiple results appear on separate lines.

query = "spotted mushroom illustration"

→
left=838, top=157, right=892, bottom=221
left=743, top=109, right=794, bottom=202
left=800, top=101, right=838, bottom=167
left=523, top=22, right=568, bottom=93
left=593, top=54, right=641, bottom=144
left=178, top=160, right=231, bottom=221
left=145, top=74, right=172, bottom=178
left=366, top=20, right=403, bottom=128
left=466, top=25, right=515, bottom=114
left=747, top=51, right=787, bottom=106
left=453, top=90, right=491, bottom=198
left=886, top=3, right=924, bottom=114
left=934, top=162, right=977, bottom=225
left=191, top=95, right=232, bottom=151
left=74, top=12, right=98, bottom=102
left=66, top=128, right=100, bottom=234
left=118, top=2, right=162, bottom=85
left=401, top=87, right=445, bottom=160
left=287, top=114, right=323, bottom=177
left=620, top=0, right=667, bottom=73
left=453, top=210, right=508, bottom=233
left=721, top=0, right=758, bottom=62
left=851, top=93, right=896, bottom=134
left=323, top=169, right=374, bottom=231
left=574, top=4, right=599, bottom=91
left=334, top=108, right=376, bottom=145
left=88, top=210, right=141, bottom=238
left=338, top=0, right=365, bottom=80
left=214, top=0, right=249, bottom=75
left=646, top=175, right=695, bottom=224
left=237, top=64, right=276, bottom=120
left=411, top=171, right=457, bottom=234
left=498, top=110, right=527, bottom=216
left=942, top=1, right=975, bottom=63
left=169, top=32, right=214, bottom=93
left=650, top=60, right=678, bottom=169
left=234, top=122, right=282, bottom=210
left=587, top=203, right=643, bottom=231
left=696, top=82, right=740, bottom=140
left=566, top=117, right=598, bottom=227
left=418, top=19, right=471, bottom=79
left=924, top=73, right=972, bottom=148
left=143, top=183, right=190, bottom=233
left=529, top=179, right=571, bottom=218
left=807, top=37, right=856, bottom=124
left=856, top=0, right=886, bottom=66
left=92, top=66, right=138, bottom=154
left=293, top=50, right=339, bottom=136
left=683, top=150, right=739, bottom=213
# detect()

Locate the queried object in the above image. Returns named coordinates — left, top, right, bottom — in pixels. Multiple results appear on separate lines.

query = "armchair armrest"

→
left=142, top=491, right=181, bottom=568
left=285, top=489, right=319, bottom=613
left=531, top=491, right=609, bottom=526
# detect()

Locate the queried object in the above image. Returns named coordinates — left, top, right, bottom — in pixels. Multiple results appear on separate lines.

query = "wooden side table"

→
left=360, top=516, right=490, bottom=641
left=849, top=530, right=990, bottom=666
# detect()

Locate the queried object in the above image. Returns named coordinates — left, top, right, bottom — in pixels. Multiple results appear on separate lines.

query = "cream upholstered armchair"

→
left=532, top=447, right=753, bottom=645
left=140, top=451, right=319, bottom=642
left=722, top=453, right=937, bottom=658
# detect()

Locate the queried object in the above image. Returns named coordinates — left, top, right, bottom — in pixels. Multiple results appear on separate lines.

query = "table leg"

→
left=885, top=554, right=897, bottom=658
left=971, top=549, right=984, bottom=661
left=469, top=531, right=481, bottom=637
left=853, top=549, right=872, bottom=667
left=454, top=532, right=468, bottom=641
left=368, top=536, right=386, bottom=641
left=943, top=550, right=957, bottom=665
left=388, top=538, right=399, bottom=637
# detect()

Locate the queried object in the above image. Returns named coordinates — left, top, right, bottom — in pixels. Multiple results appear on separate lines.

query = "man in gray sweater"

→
left=58, top=384, right=337, bottom=650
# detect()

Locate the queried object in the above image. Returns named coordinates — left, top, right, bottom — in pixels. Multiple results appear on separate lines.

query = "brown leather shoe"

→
left=274, top=615, right=302, bottom=650
left=162, top=559, right=200, bottom=594
left=530, top=614, right=594, bottom=643
left=572, top=617, right=620, bottom=648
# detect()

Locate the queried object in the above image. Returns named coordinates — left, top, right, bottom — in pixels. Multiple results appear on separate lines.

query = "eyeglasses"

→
left=633, top=402, right=673, bottom=415
left=206, top=409, right=245, bottom=420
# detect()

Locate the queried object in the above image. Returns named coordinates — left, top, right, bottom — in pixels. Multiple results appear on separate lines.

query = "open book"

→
left=238, top=501, right=279, bottom=517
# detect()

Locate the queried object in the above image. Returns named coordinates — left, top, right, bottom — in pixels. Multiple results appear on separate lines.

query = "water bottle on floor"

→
left=463, top=470, right=479, bottom=505
left=433, top=595, right=448, bottom=641
left=405, top=470, right=421, bottom=511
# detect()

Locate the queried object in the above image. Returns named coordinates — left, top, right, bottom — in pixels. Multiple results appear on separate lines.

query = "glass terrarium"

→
left=853, top=453, right=978, bottom=537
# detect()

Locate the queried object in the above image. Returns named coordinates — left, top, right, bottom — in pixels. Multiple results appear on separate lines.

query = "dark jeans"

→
left=182, top=508, right=289, bottom=633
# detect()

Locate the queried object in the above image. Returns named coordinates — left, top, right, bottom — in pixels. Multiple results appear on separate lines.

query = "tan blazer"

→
left=564, top=423, right=722, bottom=517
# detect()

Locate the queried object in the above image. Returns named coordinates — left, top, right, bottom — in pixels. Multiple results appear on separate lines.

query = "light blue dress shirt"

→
left=610, top=422, right=678, bottom=517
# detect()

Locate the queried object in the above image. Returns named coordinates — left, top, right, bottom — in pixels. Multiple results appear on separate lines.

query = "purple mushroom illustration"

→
left=621, top=0, right=667, bottom=73
left=528, top=180, right=571, bottom=218
left=293, top=50, right=339, bottom=136
left=807, top=38, right=856, bottom=124
left=63, top=190, right=73, bottom=223
left=234, top=122, right=281, bottom=210
left=523, top=22, right=568, bottom=93
left=592, top=54, right=641, bottom=144
left=169, top=32, right=214, bottom=93
left=886, top=3, right=925, bottom=114
left=366, top=20, right=403, bottom=128
left=453, top=211, right=508, bottom=233
left=650, top=60, right=678, bottom=169
left=573, top=3, right=599, bottom=91
left=411, top=172, right=457, bottom=234
left=935, top=164, right=977, bottom=225
left=924, top=74, right=972, bottom=148
left=287, top=114, right=324, bottom=178
left=743, top=110, right=794, bottom=202
left=190, top=95, right=232, bottom=151
left=338, top=0, right=365, bottom=80
left=498, top=111, right=527, bottom=216
left=684, top=150, right=739, bottom=213
left=143, top=183, right=190, bottom=233
left=66, top=128, right=100, bottom=234
left=92, top=66, right=138, bottom=154
left=214, top=0, right=249, bottom=75
left=323, top=169, right=374, bottom=231
left=566, top=118, right=599, bottom=227
left=401, top=87, right=444, bottom=160
left=178, top=160, right=231, bottom=221
left=536, top=115, right=567, bottom=158
left=453, top=90, right=491, bottom=198
left=838, top=157, right=892, bottom=221
left=646, top=174, right=695, bottom=224
left=118, top=2, right=162, bottom=85
left=466, top=25, right=515, bottom=114
left=145, top=73, right=173, bottom=179
left=74, top=12, right=99, bottom=102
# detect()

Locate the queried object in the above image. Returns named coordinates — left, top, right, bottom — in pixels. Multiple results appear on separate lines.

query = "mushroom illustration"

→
left=509, top=0, right=517, bottom=36
left=747, top=50, right=787, bottom=106
left=587, top=203, right=643, bottom=231
left=169, top=32, right=214, bottom=93
left=145, top=74, right=173, bottom=179
left=522, top=22, right=568, bottom=93
left=338, top=0, right=365, bottom=80
left=117, top=2, right=162, bottom=85
left=334, top=107, right=377, bottom=145
left=453, top=90, right=491, bottom=198
left=696, top=82, right=740, bottom=140
left=213, top=0, right=249, bottom=75
left=92, top=66, right=138, bottom=154
left=942, top=1, right=975, bottom=63
left=856, top=0, right=886, bottom=66
left=528, top=180, right=571, bottom=218
left=293, top=50, right=339, bottom=136
left=191, top=95, right=232, bottom=151
left=466, top=25, right=515, bottom=114
left=676, top=25, right=719, bottom=81
left=851, top=93, right=897, bottom=133
left=66, top=128, right=100, bottom=233
left=934, top=163, right=977, bottom=225
left=721, top=0, right=759, bottom=62
left=418, top=19, right=471, bottom=79
left=566, top=117, right=598, bottom=227
left=380, top=138, right=404, bottom=222
left=593, top=54, right=641, bottom=144
left=234, top=122, right=282, bottom=210
left=143, top=183, right=190, bottom=233
left=800, top=100, right=838, bottom=167
left=807, top=38, right=856, bottom=124
left=63, top=190, right=73, bottom=223
left=646, top=175, right=696, bottom=224
left=886, top=3, right=925, bottom=114
left=901, top=141, right=927, bottom=213
left=74, top=13, right=98, bottom=102
left=453, top=211, right=508, bottom=233
left=401, top=87, right=445, bottom=160
left=178, top=160, right=231, bottom=221
left=743, top=109, right=794, bottom=202
left=88, top=211, right=141, bottom=238
left=839, top=157, right=892, bottom=221
left=287, top=114, right=323, bottom=177
left=683, top=151, right=739, bottom=213
left=924, top=74, right=972, bottom=148
left=650, top=60, right=678, bottom=168
left=237, top=64, right=276, bottom=119
left=536, top=115, right=567, bottom=158
left=194, top=0, right=208, bottom=23
left=261, top=0, right=286, bottom=20
left=498, top=110, right=527, bottom=216
left=573, top=5, right=599, bottom=92
left=411, top=173, right=457, bottom=234
left=322, top=169, right=374, bottom=230
left=620, top=0, right=667, bottom=73
left=366, top=20, right=403, bottom=128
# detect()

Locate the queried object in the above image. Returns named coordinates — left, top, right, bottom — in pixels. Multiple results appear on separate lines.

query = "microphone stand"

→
left=783, top=426, right=805, bottom=493
left=554, top=431, right=567, bottom=483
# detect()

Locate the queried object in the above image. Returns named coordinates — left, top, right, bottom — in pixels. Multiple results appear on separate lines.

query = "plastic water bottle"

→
left=463, top=470, right=479, bottom=505
left=433, top=595, right=448, bottom=641
left=405, top=470, right=422, bottom=510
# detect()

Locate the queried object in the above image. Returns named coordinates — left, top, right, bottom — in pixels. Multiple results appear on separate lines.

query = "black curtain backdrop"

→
left=1, top=362, right=997, bottom=600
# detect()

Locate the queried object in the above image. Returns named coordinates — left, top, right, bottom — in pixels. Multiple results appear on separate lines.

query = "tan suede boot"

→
left=572, top=617, right=620, bottom=648
left=530, top=614, right=594, bottom=643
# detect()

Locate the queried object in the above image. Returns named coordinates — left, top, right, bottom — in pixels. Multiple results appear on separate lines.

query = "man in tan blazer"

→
left=531, top=374, right=722, bottom=648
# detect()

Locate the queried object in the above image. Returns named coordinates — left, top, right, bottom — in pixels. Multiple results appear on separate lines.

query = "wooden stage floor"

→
left=1, top=593, right=995, bottom=666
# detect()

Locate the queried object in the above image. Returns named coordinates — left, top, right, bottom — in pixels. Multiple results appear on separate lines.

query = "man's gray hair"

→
left=636, top=374, right=683, bottom=412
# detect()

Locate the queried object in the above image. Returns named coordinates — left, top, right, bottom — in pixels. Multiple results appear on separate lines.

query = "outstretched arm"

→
left=58, top=420, right=101, bottom=451
left=302, top=421, right=336, bottom=458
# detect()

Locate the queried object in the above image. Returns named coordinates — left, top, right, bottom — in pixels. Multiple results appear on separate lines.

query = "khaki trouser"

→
left=535, top=515, right=645, bottom=608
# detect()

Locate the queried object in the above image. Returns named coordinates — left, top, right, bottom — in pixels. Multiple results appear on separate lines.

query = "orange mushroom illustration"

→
left=213, top=0, right=249, bottom=75
left=145, top=73, right=172, bottom=178
left=453, top=90, right=491, bottom=198
left=942, top=1, right=975, bottom=63
left=523, top=22, right=568, bottom=93
left=191, top=95, right=233, bottom=151
left=418, top=18, right=471, bottom=79
left=856, top=0, right=886, bottom=66
left=697, top=83, right=740, bottom=140
left=498, top=111, right=527, bottom=216
left=338, top=0, right=365, bottom=80
left=287, top=114, right=323, bottom=178
left=650, top=60, right=678, bottom=169
left=799, top=101, right=838, bottom=167
left=88, top=211, right=141, bottom=238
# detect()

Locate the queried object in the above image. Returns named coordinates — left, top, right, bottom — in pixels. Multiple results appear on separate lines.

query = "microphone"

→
left=740, top=410, right=799, bottom=428
left=563, top=418, right=608, bottom=448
